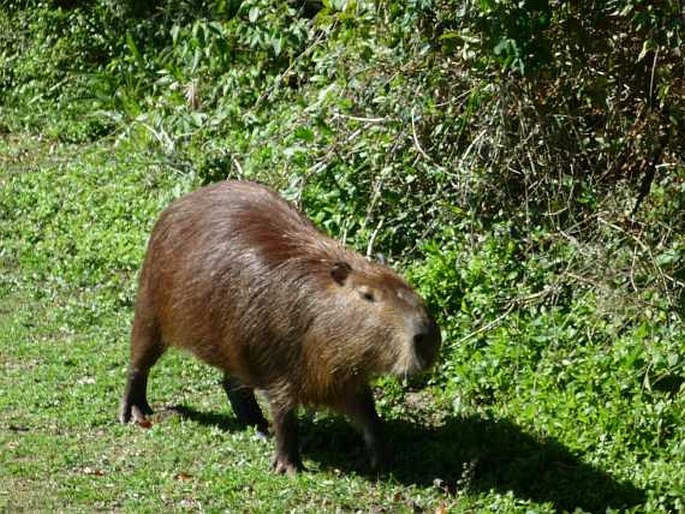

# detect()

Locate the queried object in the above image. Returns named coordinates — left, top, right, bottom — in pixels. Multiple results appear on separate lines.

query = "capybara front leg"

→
left=340, top=386, right=386, bottom=470
left=270, top=404, right=302, bottom=474
left=222, top=374, right=269, bottom=435
left=120, top=317, right=165, bottom=424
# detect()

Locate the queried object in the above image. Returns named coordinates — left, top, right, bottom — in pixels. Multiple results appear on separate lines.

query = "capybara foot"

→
left=119, top=398, right=153, bottom=424
left=272, top=455, right=304, bottom=475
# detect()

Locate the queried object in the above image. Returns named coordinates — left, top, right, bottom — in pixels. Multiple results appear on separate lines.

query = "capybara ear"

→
left=330, top=261, right=352, bottom=285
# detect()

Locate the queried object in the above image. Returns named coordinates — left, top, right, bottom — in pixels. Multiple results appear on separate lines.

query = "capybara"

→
left=120, top=180, right=441, bottom=474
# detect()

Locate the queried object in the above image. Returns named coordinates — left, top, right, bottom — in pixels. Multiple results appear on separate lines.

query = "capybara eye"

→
left=360, top=290, right=376, bottom=302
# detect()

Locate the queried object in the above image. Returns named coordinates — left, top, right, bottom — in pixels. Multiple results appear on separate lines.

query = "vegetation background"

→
left=1, top=0, right=683, bottom=511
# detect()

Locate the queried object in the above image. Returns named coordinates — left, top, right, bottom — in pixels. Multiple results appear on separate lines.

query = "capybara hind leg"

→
left=269, top=404, right=303, bottom=475
left=339, top=386, right=386, bottom=470
left=222, top=375, right=269, bottom=435
left=120, top=318, right=165, bottom=424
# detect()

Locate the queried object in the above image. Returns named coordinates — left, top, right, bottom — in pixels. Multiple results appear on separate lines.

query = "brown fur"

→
left=120, top=180, right=440, bottom=473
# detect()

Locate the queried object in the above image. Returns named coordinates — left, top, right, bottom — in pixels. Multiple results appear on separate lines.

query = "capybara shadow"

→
left=306, top=415, right=646, bottom=513
left=166, top=405, right=245, bottom=433
left=173, top=406, right=645, bottom=513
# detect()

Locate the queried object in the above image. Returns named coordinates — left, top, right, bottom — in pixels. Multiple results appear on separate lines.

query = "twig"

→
left=411, top=107, right=434, bottom=163
left=453, top=302, right=518, bottom=346
left=231, top=154, right=244, bottom=176
left=597, top=216, right=678, bottom=301
left=366, top=217, right=384, bottom=258
left=458, top=128, right=487, bottom=169
left=332, top=112, right=388, bottom=124
left=302, top=128, right=363, bottom=182
left=454, top=287, right=557, bottom=346
left=649, top=46, right=659, bottom=108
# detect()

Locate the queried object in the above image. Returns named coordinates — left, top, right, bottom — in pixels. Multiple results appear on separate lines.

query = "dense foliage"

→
left=1, top=1, right=683, bottom=511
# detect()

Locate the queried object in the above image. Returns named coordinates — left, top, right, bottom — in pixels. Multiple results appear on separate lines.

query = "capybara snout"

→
left=411, top=316, right=441, bottom=372
left=120, top=180, right=440, bottom=474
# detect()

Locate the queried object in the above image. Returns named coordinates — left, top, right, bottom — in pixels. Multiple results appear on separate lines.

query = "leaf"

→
left=125, top=32, right=144, bottom=70
left=619, top=3, right=633, bottom=17
left=478, top=0, right=495, bottom=13
left=272, top=36, right=283, bottom=56
left=170, top=25, right=180, bottom=46
left=249, top=7, right=260, bottom=23
left=637, top=39, right=654, bottom=62
left=655, top=248, right=679, bottom=266
left=294, top=127, right=314, bottom=142
left=667, top=352, right=679, bottom=368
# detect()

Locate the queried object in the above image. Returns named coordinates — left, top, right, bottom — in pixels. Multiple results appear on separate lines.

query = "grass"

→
left=1, top=134, right=682, bottom=513
left=0, top=292, right=644, bottom=513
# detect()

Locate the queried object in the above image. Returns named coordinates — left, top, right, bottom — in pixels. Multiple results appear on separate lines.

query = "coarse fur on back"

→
left=121, top=180, right=440, bottom=473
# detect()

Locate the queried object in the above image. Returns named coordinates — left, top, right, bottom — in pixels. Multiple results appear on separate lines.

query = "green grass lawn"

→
left=0, top=289, right=645, bottom=513
left=1, top=135, right=683, bottom=513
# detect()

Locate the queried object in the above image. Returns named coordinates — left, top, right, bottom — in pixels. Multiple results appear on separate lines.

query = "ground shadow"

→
left=166, top=405, right=244, bottom=433
left=173, top=405, right=645, bottom=513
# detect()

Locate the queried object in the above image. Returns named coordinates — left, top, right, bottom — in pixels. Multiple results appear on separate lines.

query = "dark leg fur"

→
left=222, top=375, right=269, bottom=435
left=339, top=386, right=386, bottom=470
left=120, top=316, right=165, bottom=424
left=270, top=405, right=302, bottom=475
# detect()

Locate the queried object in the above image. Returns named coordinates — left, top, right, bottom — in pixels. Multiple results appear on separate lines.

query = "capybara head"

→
left=318, top=258, right=440, bottom=379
